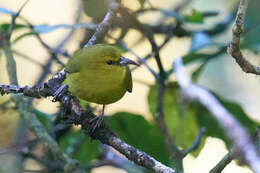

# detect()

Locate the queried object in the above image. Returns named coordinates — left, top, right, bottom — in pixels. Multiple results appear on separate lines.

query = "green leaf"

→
left=34, top=109, right=52, bottom=128
left=58, top=129, right=99, bottom=164
left=138, top=0, right=146, bottom=6
left=84, top=0, right=106, bottom=17
left=184, top=9, right=204, bottom=24
left=148, top=83, right=205, bottom=156
left=0, top=23, right=27, bottom=32
left=12, top=32, right=36, bottom=44
left=181, top=47, right=224, bottom=65
left=107, top=112, right=170, bottom=165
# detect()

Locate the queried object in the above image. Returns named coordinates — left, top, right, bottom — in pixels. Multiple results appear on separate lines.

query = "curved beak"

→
left=119, top=56, right=139, bottom=66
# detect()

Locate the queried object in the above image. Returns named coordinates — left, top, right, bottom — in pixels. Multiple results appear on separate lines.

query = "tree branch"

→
left=155, top=83, right=183, bottom=170
left=0, top=7, right=81, bottom=172
left=227, top=0, right=260, bottom=74
left=209, top=152, right=233, bottom=173
left=0, top=68, right=176, bottom=173
left=0, top=1, right=176, bottom=171
left=84, top=0, right=119, bottom=47
left=173, top=57, right=260, bottom=173
left=182, top=127, right=205, bottom=157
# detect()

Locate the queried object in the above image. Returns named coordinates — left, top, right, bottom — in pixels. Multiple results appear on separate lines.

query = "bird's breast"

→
left=67, top=65, right=128, bottom=104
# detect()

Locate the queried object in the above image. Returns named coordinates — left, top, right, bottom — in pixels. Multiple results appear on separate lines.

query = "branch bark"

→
left=227, top=0, right=260, bottom=74
left=210, top=152, right=233, bottom=173
left=0, top=69, right=175, bottom=173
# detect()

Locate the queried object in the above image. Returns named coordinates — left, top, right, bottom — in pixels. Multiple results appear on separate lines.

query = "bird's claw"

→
left=52, top=84, right=69, bottom=102
left=89, top=116, right=104, bottom=134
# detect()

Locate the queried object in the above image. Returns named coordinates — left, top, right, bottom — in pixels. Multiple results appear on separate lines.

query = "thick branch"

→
left=0, top=1, right=177, bottom=172
left=227, top=0, right=260, bottom=74
left=173, top=58, right=260, bottom=173
left=0, top=69, right=175, bottom=173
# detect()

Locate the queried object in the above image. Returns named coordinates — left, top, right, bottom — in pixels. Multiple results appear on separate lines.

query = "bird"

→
left=65, top=44, right=139, bottom=131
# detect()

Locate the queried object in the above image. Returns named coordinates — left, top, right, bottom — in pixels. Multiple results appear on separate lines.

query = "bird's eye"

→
left=107, top=60, right=113, bottom=65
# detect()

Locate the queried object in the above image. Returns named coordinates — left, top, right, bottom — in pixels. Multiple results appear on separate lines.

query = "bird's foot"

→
left=88, top=116, right=104, bottom=134
left=52, top=84, right=69, bottom=102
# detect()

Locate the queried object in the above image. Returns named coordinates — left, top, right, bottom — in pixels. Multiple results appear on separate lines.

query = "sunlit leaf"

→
left=184, top=9, right=204, bottom=24
left=148, top=83, right=205, bottom=156
left=138, top=0, right=146, bottom=6
left=0, top=23, right=27, bottom=32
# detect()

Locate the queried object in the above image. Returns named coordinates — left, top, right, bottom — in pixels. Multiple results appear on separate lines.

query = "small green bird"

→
left=65, top=44, right=138, bottom=129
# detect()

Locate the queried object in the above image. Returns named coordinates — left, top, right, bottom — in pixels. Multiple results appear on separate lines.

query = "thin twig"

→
left=182, top=127, right=205, bottom=157
left=120, top=42, right=159, bottom=80
left=155, top=83, right=183, bottom=171
left=210, top=152, right=233, bottom=173
left=84, top=0, right=119, bottom=47
left=227, top=0, right=260, bottom=74
left=173, top=57, right=260, bottom=173
left=119, top=7, right=166, bottom=79
left=35, top=2, right=83, bottom=84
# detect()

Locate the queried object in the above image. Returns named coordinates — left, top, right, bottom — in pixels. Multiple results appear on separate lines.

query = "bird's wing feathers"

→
left=125, top=66, right=132, bottom=93
left=65, top=49, right=87, bottom=73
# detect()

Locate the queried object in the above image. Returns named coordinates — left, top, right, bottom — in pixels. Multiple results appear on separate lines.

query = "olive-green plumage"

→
left=65, top=44, right=133, bottom=104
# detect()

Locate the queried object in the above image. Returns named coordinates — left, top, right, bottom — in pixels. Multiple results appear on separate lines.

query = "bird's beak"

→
left=119, top=56, right=139, bottom=66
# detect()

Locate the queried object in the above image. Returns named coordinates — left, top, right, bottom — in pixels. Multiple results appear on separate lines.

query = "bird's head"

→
left=95, top=44, right=139, bottom=67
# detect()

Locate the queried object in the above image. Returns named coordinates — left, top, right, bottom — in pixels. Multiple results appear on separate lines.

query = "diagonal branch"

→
left=210, top=152, right=233, bottom=173
left=0, top=1, right=176, bottom=171
left=173, top=57, right=260, bottom=173
left=182, top=127, right=205, bottom=157
left=227, top=0, right=260, bottom=74
left=84, top=0, right=119, bottom=47
left=0, top=69, right=176, bottom=173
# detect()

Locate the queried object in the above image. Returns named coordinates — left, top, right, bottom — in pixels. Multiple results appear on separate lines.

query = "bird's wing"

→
left=125, top=66, right=132, bottom=93
left=65, top=49, right=86, bottom=73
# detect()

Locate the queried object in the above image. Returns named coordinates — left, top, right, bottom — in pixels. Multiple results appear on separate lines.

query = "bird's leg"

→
left=89, top=105, right=105, bottom=133
left=52, top=84, right=69, bottom=102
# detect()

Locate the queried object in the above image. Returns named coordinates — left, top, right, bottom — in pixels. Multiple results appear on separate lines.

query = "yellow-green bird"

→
left=65, top=44, right=138, bottom=129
